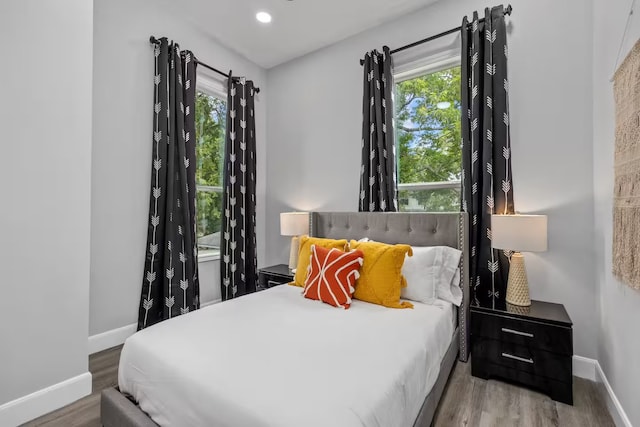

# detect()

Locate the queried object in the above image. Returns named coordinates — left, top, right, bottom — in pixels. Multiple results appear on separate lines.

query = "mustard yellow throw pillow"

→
left=291, top=236, right=349, bottom=287
left=349, top=240, right=414, bottom=309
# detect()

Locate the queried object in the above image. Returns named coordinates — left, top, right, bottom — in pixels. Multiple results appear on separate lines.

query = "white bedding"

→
left=118, top=285, right=455, bottom=427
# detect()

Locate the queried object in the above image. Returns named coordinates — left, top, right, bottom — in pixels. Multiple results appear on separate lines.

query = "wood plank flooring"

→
left=22, top=345, right=615, bottom=427
left=432, top=361, right=615, bottom=427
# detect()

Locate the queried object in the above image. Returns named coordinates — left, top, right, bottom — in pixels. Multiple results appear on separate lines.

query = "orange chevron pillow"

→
left=302, top=245, right=364, bottom=309
left=349, top=240, right=414, bottom=309
left=291, top=236, right=349, bottom=287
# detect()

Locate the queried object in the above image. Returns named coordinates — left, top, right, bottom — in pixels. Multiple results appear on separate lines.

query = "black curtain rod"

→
left=359, top=4, right=512, bottom=65
left=149, top=36, right=260, bottom=93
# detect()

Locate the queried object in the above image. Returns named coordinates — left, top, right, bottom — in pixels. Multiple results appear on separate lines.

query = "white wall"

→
left=199, top=258, right=222, bottom=305
left=266, top=0, right=598, bottom=359
left=90, top=0, right=266, bottom=337
left=593, top=0, right=640, bottom=425
left=0, top=0, right=93, bottom=421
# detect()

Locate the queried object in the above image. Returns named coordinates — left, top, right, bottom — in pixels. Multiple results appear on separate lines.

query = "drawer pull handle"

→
left=501, top=352, right=534, bottom=364
left=501, top=327, right=533, bottom=338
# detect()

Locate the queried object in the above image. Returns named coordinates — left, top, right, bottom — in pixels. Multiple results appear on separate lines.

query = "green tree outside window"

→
left=195, top=92, right=226, bottom=249
left=396, top=66, right=461, bottom=212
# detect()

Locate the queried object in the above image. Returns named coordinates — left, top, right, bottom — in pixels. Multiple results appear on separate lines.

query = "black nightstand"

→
left=471, top=300, right=573, bottom=405
left=257, top=264, right=294, bottom=291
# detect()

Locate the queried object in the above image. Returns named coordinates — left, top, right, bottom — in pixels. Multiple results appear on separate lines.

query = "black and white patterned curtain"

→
left=359, top=46, right=398, bottom=212
left=138, top=39, right=199, bottom=330
left=220, top=76, right=258, bottom=300
left=461, top=6, right=515, bottom=308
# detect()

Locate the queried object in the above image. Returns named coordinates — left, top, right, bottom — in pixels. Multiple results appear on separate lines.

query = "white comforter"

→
left=118, top=285, right=454, bottom=427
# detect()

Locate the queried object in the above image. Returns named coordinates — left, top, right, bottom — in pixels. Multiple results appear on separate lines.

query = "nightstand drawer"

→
left=258, top=274, right=290, bottom=289
left=472, top=337, right=572, bottom=384
left=257, top=265, right=294, bottom=291
left=471, top=311, right=572, bottom=356
left=471, top=355, right=573, bottom=405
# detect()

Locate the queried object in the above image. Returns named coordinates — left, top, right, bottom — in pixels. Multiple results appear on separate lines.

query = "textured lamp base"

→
left=506, top=252, right=531, bottom=306
left=506, top=303, right=531, bottom=315
left=288, top=236, right=300, bottom=270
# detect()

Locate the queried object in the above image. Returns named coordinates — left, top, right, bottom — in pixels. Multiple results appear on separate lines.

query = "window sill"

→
left=398, top=181, right=461, bottom=191
left=198, top=250, right=220, bottom=263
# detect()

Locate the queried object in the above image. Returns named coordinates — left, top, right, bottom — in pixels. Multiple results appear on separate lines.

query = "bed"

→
left=101, top=212, right=470, bottom=427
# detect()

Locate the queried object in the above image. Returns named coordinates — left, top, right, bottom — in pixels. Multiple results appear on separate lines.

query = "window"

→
left=195, top=79, right=227, bottom=258
left=395, top=58, right=461, bottom=212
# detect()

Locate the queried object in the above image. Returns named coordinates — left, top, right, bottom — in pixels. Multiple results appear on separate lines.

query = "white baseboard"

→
left=88, top=322, right=137, bottom=355
left=573, top=355, right=632, bottom=427
left=88, top=299, right=221, bottom=355
left=595, top=362, right=633, bottom=427
left=0, top=372, right=92, bottom=427
left=573, top=355, right=597, bottom=380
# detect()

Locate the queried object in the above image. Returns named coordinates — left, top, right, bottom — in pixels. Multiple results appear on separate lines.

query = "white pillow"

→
left=401, top=246, right=463, bottom=306
left=437, top=248, right=463, bottom=306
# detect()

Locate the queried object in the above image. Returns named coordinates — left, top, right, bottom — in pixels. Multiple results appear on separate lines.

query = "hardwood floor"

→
left=22, top=345, right=614, bottom=427
left=432, top=361, right=615, bottom=427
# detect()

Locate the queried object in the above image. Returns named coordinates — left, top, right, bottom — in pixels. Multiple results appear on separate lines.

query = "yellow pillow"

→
left=349, top=240, right=414, bottom=309
left=291, top=236, right=349, bottom=287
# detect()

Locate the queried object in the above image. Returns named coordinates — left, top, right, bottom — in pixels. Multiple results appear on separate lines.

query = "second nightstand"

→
left=257, top=264, right=294, bottom=291
left=471, top=299, right=573, bottom=405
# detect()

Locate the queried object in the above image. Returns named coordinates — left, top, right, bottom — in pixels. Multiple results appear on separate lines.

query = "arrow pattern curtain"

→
left=138, top=39, right=199, bottom=330
left=461, top=6, right=515, bottom=308
left=359, top=46, right=398, bottom=212
left=221, top=76, right=258, bottom=300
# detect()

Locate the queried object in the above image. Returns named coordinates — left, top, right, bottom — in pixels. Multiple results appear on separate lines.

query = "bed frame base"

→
left=101, top=388, right=158, bottom=427
left=413, top=329, right=459, bottom=427
left=101, top=329, right=459, bottom=427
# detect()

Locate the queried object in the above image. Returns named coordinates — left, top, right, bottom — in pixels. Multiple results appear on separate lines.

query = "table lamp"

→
left=280, top=212, right=310, bottom=270
left=491, top=214, right=548, bottom=306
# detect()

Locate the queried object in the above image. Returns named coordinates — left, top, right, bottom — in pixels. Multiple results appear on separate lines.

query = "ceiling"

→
left=168, top=0, right=439, bottom=69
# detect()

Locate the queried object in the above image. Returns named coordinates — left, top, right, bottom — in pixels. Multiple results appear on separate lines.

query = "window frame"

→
left=195, top=73, right=227, bottom=262
left=394, top=49, right=462, bottom=206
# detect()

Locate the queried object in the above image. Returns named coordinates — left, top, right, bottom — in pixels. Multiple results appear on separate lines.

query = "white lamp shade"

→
left=280, top=212, right=309, bottom=236
left=491, top=214, right=548, bottom=252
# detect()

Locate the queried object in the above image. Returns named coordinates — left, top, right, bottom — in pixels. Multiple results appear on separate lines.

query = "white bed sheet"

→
left=118, top=285, right=455, bottom=427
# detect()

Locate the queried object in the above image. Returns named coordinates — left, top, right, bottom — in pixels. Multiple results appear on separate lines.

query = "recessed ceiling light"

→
left=436, top=101, right=451, bottom=109
left=256, top=11, right=272, bottom=23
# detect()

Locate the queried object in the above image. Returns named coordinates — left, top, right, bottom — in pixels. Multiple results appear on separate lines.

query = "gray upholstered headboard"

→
left=309, top=212, right=470, bottom=362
